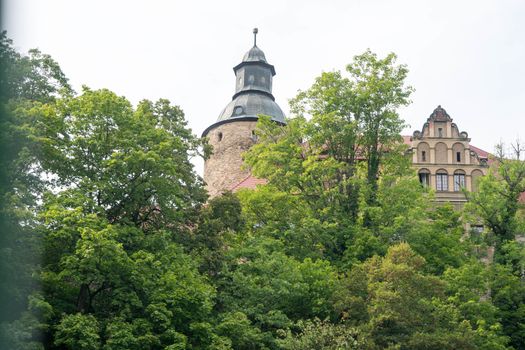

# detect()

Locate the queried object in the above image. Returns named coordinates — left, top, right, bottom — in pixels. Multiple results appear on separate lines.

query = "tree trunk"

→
left=77, top=283, right=90, bottom=313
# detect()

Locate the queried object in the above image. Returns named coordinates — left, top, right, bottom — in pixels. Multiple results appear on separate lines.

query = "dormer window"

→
left=438, top=128, right=443, bottom=137
left=234, top=106, right=243, bottom=115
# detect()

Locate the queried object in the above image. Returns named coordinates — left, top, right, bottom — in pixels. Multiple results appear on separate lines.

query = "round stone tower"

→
left=202, top=28, right=285, bottom=198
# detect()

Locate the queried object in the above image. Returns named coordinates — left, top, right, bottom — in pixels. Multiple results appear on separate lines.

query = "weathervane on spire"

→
left=253, top=28, right=258, bottom=47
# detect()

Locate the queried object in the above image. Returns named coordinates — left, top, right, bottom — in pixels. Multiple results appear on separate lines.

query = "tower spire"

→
left=253, top=27, right=258, bottom=47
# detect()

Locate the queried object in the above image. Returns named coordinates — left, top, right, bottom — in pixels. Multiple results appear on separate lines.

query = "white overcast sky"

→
left=3, top=0, right=525, bottom=175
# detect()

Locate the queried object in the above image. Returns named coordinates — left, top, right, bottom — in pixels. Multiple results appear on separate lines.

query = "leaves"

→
left=2, top=36, right=522, bottom=350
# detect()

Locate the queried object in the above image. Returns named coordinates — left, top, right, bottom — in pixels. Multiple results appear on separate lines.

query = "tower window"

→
left=421, top=151, right=426, bottom=162
left=217, top=132, right=223, bottom=142
left=456, top=151, right=461, bottom=162
left=234, top=106, right=243, bottom=115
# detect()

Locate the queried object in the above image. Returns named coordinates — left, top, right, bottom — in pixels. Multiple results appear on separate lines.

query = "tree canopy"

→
left=1, top=35, right=523, bottom=350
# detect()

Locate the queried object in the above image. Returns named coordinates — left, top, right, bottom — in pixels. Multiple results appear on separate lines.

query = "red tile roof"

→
left=230, top=174, right=267, bottom=192
left=469, top=144, right=490, bottom=159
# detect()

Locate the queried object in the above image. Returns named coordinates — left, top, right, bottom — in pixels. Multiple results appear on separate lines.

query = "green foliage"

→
left=490, top=263, right=525, bottom=349
left=361, top=243, right=445, bottom=346
left=247, top=51, right=413, bottom=222
left=2, top=37, right=522, bottom=350
left=36, top=190, right=217, bottom=347
left=238, top=185, right=337, bottom=260
left=218, top=237, right=340, bottom=325
left=243, top=51, right=422, bottom=267
left=27, top=88, right=207, bottom=227
left=277, top=318, right=367, bottom=350
left=215, top=312, right=264, bottom=349
left=407, top=204, right=468, bottom=274
left=346, top=244, right=511, bottom=349
left=54, top=313, right=101, bottom=350
left=181, top=192, right=244, bottom=278
left=466, top=149, right=525, bottom=245
left=0, top=30, right=73, bottom=103
left=1, top=33, right=218, bottom=349
left=0, top=32, right=73, bottom=331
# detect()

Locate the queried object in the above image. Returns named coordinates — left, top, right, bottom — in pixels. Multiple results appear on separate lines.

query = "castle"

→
left=202, top=30, right=490, bottom=207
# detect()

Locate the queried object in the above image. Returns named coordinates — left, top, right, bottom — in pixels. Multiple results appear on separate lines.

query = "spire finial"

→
left=253, top=28, right=258, bottom=47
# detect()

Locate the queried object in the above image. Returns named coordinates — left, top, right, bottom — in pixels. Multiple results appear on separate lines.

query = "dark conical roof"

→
left=216, top=93, right=285, bottom=122
left=202, top=29, right=285, bottom=137
left=242, top=46, right=267, bottom=63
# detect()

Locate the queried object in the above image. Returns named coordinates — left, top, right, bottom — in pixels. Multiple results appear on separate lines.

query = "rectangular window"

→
left=438, top=128, right=443, bottom=137
left=436, top=173, right=448, bottom=191
left=456, top=151, right=461, bottom=162
left=454, top=174, right=465, bottom=191
left=421, top=151, right=426, bottom=162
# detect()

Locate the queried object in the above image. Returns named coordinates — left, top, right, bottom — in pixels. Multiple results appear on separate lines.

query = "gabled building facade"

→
left=408, top=105, right=489, bottom=208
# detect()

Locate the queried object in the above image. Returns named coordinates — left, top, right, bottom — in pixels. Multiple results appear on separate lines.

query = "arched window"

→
left=436, top=169, right=448, bottom=191
left=471, top=169, right=483, bottom=192
left=452, top=143, right=465, bottom=164
left=417, top=142, right=430, bottom=163
left=418, top=169, right=430, bottom=187
left=454, top=170, right=466, bottom=191
left=435, top=142, right=448, bottom=163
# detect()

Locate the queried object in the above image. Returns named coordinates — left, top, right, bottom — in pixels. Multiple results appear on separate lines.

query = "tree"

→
left=237, top=185, right=337, bottom=261
left=466, top=141, right=525, bottom=260
left=344, top=50, right=413, bottom=208
left=243, top=50, right=417, bottom=265
left=290, top=50, right=412, bottom=211
left=180, top=192, right=245, bottom=278
left=0, top=30, right=73, bottom=104
left=216, top=237, right=340, bottom=348
left=0, top=31, right=73, bottom=347
left=277, top=318, right=368, bottom=350
left=26, top=88, right=207, bottom=227
left=27, top=88, right=218, bottom=348
left=406, top=204, right=468, bottom=274
left=54, top=314, right=100, bottom=350
left=0, top=34, right=220, bottom=347
left=348, top=244, right=511, bottom=349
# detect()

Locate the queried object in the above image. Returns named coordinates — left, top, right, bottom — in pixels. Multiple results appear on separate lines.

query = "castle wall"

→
left=204, top=121, right=258, bottom=198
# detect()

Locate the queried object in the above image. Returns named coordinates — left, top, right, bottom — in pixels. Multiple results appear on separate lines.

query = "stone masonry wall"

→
left=204, top=121, right=258, bottom=198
